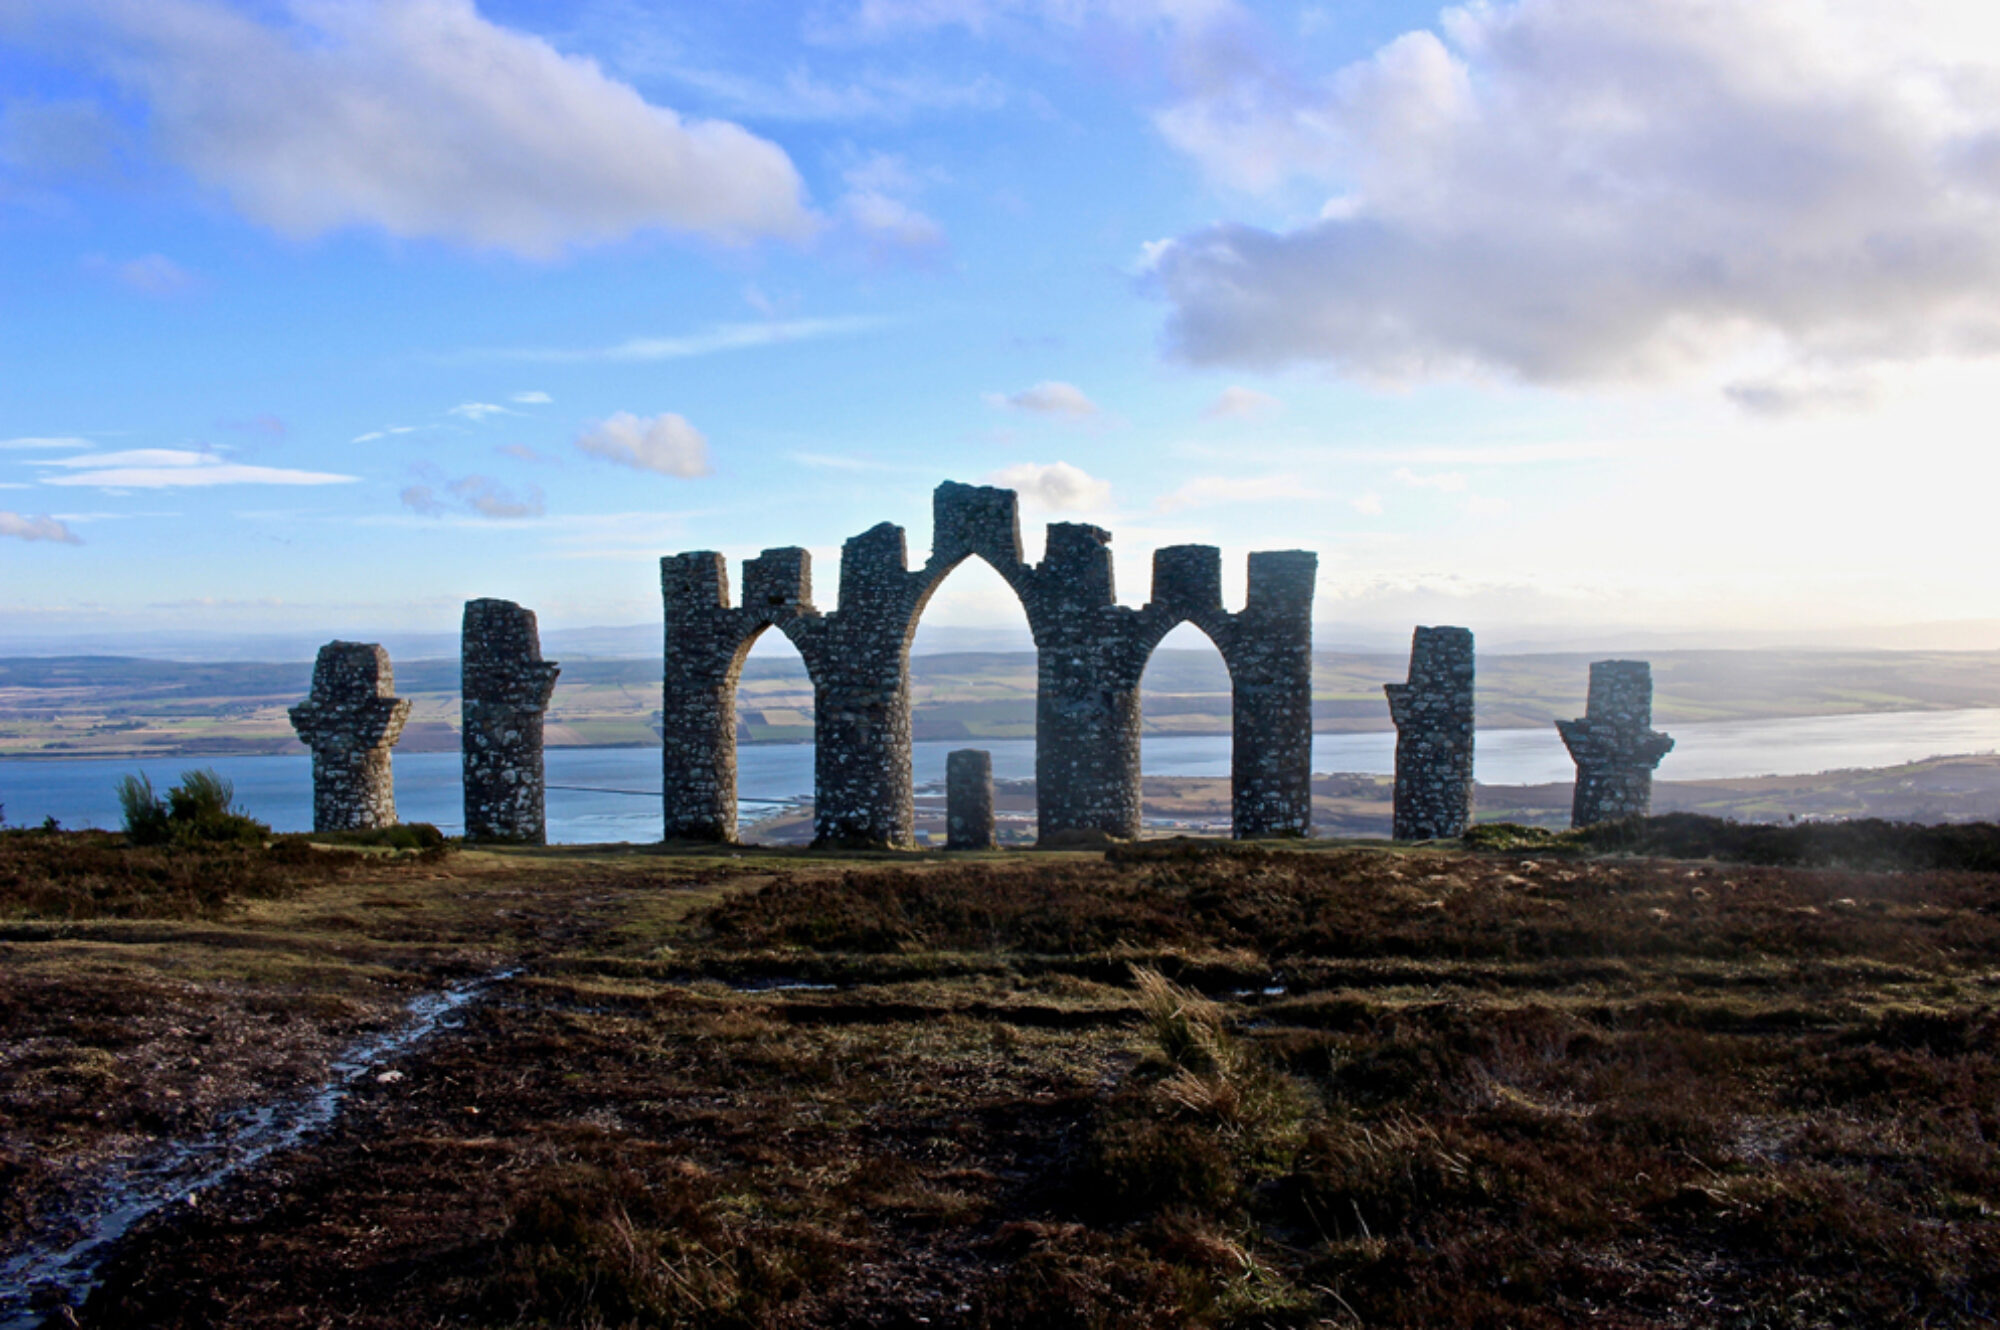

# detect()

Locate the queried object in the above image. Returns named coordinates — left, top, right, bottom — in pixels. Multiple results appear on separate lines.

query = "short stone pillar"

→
left=1557, top=660, right=1674, bottom=828
left=461, top=598, right=561, bottom=844
left=289, top=641, right=412, bottom=833
left=1384, top=626, right=1475, bottom=840
left=946, top=749, right=995, bottom=850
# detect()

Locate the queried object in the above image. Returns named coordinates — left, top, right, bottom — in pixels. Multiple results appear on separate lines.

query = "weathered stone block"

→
left=945, top=749, right=996, bottom=850
left=1557, top=660, right=1674, bottom=828
left=289, top=641, right=411, bottom=833
left=1385, top=626, right=1475, bottom=840
left=462, top=598, right=560, bottom=844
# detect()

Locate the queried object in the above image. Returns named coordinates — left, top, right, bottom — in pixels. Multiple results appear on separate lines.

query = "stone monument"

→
left=461, top=598, right=560, bottom=844
left=946, top=748, right=996, bottom=850
left=661, top=481, right=1317, bottom=849
left=1557, top=660, right=1674, bottom=827
left=1384, top=626, right=1475, bottom=840
left=288, top=641, right=411, bottom=833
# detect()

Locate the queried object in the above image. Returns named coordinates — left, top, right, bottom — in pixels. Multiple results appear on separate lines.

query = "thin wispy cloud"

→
left=984, top=380, right=1098, bottom=417
left=510, top=390, right=553, bottom=405
left=401, top=475, right=544, bottom=520
left=351, top=425, right=420, bottom=444
left=0, top=436, right=92, bottom=451
left=454, top=316, right=886, bottom=364
left=37, top=449, right=354, bottom=488
left=1202, top=386, right=1280, bottom=420
left=448, top=402, right=511, bottom=422
left=1156, top=474, right=1315, bottom=512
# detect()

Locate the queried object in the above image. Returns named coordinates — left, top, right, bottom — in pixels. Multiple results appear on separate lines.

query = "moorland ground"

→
left=2, top=827, right=1998, bottom=1327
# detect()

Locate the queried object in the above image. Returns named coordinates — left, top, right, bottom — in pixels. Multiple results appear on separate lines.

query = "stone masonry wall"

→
left=946, top=748, right=995, bottom=850
left=462, top=598, right=561, bottom=844
left=288, top=641, right=411, bottom=832
left=1557, top=659, right=1674, bottom=828
left=659, top=480, right=1318, bottom=848
left=1384, top=626, right=1475, bottom=840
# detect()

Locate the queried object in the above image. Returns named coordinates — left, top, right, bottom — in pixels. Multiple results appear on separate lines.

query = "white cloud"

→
left=510, top=390, right=553, bottom=405
left=0, top=511, right=81, bottom=543
left=36, top=448, right=354, bottom=488
left=459, top=315, right=883, bottom=363
left=0, top=436, right=91, bottom=451
left=575, top=412, right=712, bottom=477
left=1156, top=473, right=1313, bottom=511
left=984, top=380, right=1099, bottom=417
left=1145, top=0, right=2000, bottom=386
left=984, top=461, right=1111, bottom=511
left=1202, top=385, right=1280, bottom=420
left=448, top=402, right=511, bottom=422
left=1391, top=467, right=1468, bottom=493
left=11, top=0, right=811, bottom=257
left=1349, top=491, right=1383, bottom=516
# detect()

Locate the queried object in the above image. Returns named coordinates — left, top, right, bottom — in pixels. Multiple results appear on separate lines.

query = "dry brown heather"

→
left=2, top=827, right=1999, bottom=1327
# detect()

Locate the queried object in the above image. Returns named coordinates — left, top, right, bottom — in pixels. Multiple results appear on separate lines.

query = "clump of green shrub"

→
left=1465, top=812, right=2000, bottom=871
left=115, top=768, right=268, bottom=847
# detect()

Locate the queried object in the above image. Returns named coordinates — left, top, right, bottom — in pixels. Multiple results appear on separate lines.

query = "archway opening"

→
left=1140, top=621, right=1233, bottom=836
left=910, top=556, right=1038, bottom=846
left=734, top=625, right=818, bottom=845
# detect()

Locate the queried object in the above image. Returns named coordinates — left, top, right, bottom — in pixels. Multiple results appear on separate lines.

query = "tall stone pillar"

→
left=1227, top=551, right=1317, bottom=838
left=946, top=749, right=996, bottom=850
left=288, top=641, right=411, bottom=833
left=1385, top=626, right=1475, bottom=840
left=461, top=598, right=560, bottom=844
left=1033, top=523, right=1144, bottom=840
left=805, top=524, right=920, bottom=847
left=1557, top=660, right=1674, bottom=828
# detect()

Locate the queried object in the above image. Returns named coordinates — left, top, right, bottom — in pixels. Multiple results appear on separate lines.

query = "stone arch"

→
left=660, top=547, right=818, bottom=842
left=660, top=481, right=1318, bottom=849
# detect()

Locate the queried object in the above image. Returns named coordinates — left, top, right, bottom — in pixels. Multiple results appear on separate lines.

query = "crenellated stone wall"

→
left=946, top=748, right=995, bottom=850
left=288, top=641, right=411, bottom=832
left=660, top=479, right=1318, bottom=848
left=1384, top=626, right=1475, bottom=840
left=462, top=598, right=561, bottom=844
left=1557, top=660, right=1674, bottom=828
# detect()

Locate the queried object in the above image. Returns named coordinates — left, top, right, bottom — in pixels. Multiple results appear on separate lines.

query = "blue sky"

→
left=5, top=0, right=2000, bottom=651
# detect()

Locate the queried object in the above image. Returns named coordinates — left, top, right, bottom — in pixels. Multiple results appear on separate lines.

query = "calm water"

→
left=7, top=707, right=2000, bottom=844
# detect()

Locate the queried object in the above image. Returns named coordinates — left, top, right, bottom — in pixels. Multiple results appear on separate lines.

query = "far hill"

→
left=6, top=648, right=2000, bottom=758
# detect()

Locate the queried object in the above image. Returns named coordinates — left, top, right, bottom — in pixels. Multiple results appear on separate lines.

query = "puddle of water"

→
left=1227, top=984, right=1289, bottom=1000
left=0, top=969, right=517, bottom=1329
left=730, top=977, right=840, bottom=993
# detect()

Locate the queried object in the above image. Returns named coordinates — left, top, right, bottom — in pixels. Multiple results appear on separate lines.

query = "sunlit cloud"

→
left=983, top=460, right=1110, bottom=511
left=1391, top=467, right=1469, bottom=493
left=510, top=390, right=553, bottom=405
left=12, top=0, right=812, bottom=256
left=0, top=511, right=82, bottom=543
left=448, top=402, right=511, bottom=422
left=575, top=412, right=712, bottom=477
left=1146, top=0, right=2000, bottom=387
